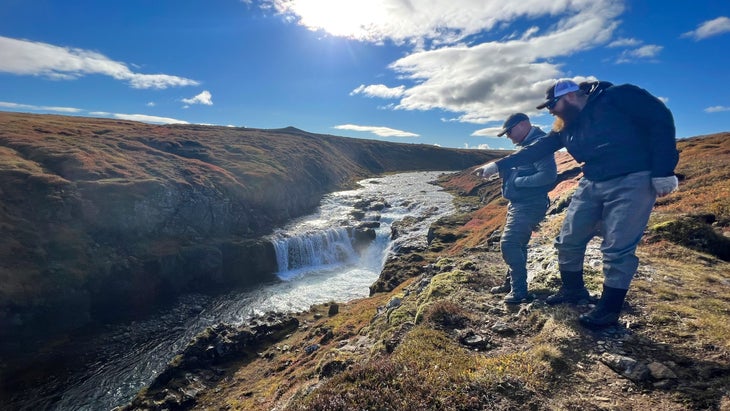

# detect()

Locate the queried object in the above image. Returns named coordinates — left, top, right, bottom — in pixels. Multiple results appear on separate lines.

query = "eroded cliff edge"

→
left=0, top=112, right=502, bottom=344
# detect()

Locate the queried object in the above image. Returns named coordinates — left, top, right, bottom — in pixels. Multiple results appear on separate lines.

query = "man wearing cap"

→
left=474, top=78, right=678, bottom=328
left=475, top=113, right=556, bottom=304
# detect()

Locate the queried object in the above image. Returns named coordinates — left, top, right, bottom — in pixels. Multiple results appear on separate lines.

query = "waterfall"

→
left=24, top=171, right=454, bottom=411
left=271, top=227, right=357, bottom=277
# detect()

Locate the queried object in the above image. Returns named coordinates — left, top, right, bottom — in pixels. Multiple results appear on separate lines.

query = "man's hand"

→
left=651, top=175, right=678, bottom=197
left=474, top=162, right=499, bottom=178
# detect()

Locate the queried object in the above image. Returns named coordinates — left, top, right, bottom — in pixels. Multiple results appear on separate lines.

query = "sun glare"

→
left=289, top=0, right=386, bottom=39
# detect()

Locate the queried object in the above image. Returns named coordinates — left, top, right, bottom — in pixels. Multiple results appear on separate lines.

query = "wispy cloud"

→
left=705, top=106, right=730, bottom=113
left=261, top=0, right=625, bottom=125
left=0, top=101, right=83, bottom=113
left=351, top=84, right=405, bottom=99
left=2, top=100, right=189, bottom=124
left=0, top=36, right=199, bottom=89
left=464, top=142, right=491, bottom=150
left=463, top=142, right=511, bottom=150
left=112, top=114, right=189, bottom=124
left=470, top=127, right=506, bottom=138
left=682, top=16, right=730, bottom=41
left=182, top=90, right=213, bottom=106
left=607, top=37, right=641, bottom=47
left=89, top=112, right=189, bottom=124
left=616, top=44, right=663, bottom=63
left=334, top=124, right=418, bottom=137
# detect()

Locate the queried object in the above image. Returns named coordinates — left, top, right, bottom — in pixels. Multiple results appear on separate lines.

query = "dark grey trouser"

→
left=501, top=197, right=550, bottom=293
left=555, top=171, right=656, bottom=290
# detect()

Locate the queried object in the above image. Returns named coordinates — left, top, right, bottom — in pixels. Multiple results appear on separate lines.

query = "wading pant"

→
left=555, top=171, right=656, bottom=290
left=501, top=197, right=550, bottom=293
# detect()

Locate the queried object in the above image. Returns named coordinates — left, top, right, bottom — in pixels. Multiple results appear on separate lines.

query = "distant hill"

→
left=0, top=111, right=502, bottom=344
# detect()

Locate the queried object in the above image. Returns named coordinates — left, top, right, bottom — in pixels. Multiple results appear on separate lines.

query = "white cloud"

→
left=182, top=90, right=213, bottom=105
left=261, top=0, right=624, bottom=125
left=463, top=142, right=493, bottom=150
left=682, top=16, right=730, bottom=41
left=146, top=102, right=156, bottom=107
left=607, top=37, right=641, bottom=47
left=705, top=106, right=730, bottom=113
left=109, top=113, right=189, bottom=124
left=471, top=127, right=506, bottom=137
left=0, top=101, right=83, bottom=113
left=351, top=84, right=405, bottom=98
left=616, top=44, right=663, bottom=63
left=1, top=100, right=189, bottom=124
left=263, top=0, right=622, bottom=47
left=658, top=96, right=669, bottom=104
left=0, top=36, right=199, bottom=89
left=630, top=45, right=663, bottom=58
left=87, top=111, right=189, bottom=124
left=334, top=124, right=418, bottom=137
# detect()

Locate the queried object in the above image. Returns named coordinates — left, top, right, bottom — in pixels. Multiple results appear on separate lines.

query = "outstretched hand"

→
left=474, top=162, right=499, bottom=178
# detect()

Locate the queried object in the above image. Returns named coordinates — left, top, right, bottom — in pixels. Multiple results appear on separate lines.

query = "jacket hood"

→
left=580, top=81, right=613, bottom=102
left=518, top=126, right=546, bottom=147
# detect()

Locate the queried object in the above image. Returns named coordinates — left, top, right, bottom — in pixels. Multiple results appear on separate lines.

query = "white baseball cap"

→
left=536, top=79, right=580, bottom=109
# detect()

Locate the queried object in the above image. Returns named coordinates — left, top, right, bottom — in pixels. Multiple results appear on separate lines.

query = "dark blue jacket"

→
left=501, top=126, right=557, bottom=202
left=496, top=81, right=679, bottom=182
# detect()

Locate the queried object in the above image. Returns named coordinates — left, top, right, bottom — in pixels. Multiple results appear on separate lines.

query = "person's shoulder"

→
left=605, top=83, right=650, bottom=98
left=533, top=126, right=547, bottom=137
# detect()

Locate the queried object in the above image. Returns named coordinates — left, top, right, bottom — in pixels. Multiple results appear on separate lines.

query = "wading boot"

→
left=546, top=270, right=591, bottom=305
left=503, top=275, right=533, bottom=305
left=490, top=272, right=511, bottom=294
left=579, top=285, right=628, bottom=329
left=503, top=290, right=535, bottom=305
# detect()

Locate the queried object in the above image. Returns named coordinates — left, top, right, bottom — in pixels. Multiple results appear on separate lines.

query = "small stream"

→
left=4, top=171, right=455, bottom=410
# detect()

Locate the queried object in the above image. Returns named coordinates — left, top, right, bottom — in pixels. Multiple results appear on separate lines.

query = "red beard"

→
left=557, top=100, right=582, bottom=130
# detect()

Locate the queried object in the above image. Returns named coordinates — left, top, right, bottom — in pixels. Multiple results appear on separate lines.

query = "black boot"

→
left=546, top=270, right=591, bottom=305
left=490, top=272, right=511, bottom=294
left=579, top=285, right=628, bottom=329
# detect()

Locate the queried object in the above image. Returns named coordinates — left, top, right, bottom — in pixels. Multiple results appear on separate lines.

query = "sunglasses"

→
left=545, top=95, right=563, bottom=110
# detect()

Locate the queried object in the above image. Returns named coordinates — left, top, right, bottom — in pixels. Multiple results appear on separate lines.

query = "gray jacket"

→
left=500, top=126, right=557, bottom=202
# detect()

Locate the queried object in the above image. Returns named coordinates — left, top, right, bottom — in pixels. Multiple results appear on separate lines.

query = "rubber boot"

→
left=579, top=285, right=627, bottom=329
left=490, top=272, right=511, bottom=294
left=503, top=272, right=533, bottom=305
left=546, top=270, right=591, bottom=305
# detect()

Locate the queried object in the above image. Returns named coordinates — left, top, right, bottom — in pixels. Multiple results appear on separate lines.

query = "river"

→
left=4, top=171, right=455, bottom=410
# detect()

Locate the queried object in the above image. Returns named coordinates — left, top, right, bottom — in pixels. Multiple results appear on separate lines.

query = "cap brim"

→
left=497, top=129, right=507, bottom=137
left=536, top=101, right=549, bottom=110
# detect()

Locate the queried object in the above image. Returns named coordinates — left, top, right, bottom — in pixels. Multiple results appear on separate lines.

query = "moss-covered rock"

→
left=647, top=215, right=730, bottom=261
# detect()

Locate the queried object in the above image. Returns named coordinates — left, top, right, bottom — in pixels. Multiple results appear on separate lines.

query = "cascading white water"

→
left=271, top=227, right=357, bottom=275
left=17, top=171, right=456, bottom=411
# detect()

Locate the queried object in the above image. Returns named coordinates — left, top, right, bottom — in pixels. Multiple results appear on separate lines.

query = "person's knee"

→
left=501, top=228, right=531, bottom=245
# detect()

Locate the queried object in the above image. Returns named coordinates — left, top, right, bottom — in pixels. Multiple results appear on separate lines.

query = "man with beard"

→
left=477, top=113, right=557, bottom=304
left=474, top=79, right=679, bottom=329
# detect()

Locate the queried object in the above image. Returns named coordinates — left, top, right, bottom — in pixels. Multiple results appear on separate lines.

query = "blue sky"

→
left=1, top=0, right=728, bottom=150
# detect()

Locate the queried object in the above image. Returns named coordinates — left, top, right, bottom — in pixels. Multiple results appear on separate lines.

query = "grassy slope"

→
left=182, top=133, right=730, bottom=410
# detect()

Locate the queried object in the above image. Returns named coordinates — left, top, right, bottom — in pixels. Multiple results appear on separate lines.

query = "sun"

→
left=286, top=0, right=387, bottom=39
